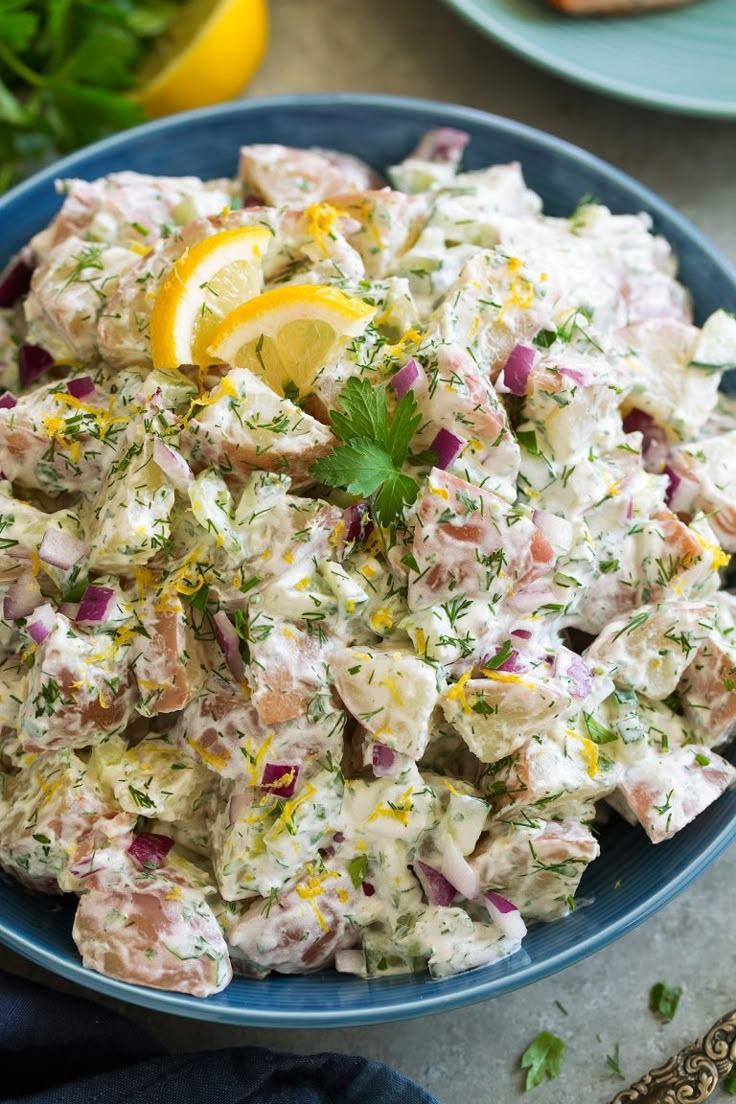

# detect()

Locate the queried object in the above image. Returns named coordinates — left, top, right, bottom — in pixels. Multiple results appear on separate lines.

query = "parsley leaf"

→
left=649, top=982, right=683, bottom=1022
left=311, top=377, right=422, bottom=524
left=520, top=1031, right=566, bottom=1091
left=347, top=854, right=369, bottom=889
left=0, top=1, right=179, bottom=190
left=724, top=1067, right=736, bottom=1095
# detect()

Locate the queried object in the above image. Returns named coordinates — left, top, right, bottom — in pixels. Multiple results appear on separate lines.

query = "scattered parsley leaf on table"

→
left=724, top=1066, right=736, bottom=1095
left=649, top=982, right=683, bottom=1022
left=310, top=376, right=422, bottom=525
left=520, top=1031, right=567, bottom=1091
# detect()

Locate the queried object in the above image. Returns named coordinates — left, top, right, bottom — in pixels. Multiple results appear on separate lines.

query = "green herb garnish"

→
left=520, top=1031, right=566, bottom=1091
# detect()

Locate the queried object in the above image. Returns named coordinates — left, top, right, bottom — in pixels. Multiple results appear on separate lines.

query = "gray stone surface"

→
left=2, top=1, right=735, bottom=1099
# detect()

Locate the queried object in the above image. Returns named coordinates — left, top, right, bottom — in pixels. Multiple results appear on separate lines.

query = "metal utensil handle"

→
left=608, top=1008, right=736, bottom=1103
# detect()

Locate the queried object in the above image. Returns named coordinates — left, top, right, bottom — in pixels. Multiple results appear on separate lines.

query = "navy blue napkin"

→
left=0, top=969, right=439, bottom=1104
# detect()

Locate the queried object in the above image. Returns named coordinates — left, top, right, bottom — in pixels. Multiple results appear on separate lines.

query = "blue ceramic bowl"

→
left=1, top=94, right=735, bottom=1027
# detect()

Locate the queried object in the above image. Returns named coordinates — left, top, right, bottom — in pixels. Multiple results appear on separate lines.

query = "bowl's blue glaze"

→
left=1, top=95, right=735, bottom=1027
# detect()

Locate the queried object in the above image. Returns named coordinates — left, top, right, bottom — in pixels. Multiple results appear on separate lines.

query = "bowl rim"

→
left=0, top=92, right=735, bottom=1027
left=439, top=0, right=736, bottom=119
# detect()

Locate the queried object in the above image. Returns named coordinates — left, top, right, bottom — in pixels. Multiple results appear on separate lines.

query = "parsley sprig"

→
left=311, top=376, right=422, bottom=525
left=0, top=1, right=179, bottom=192
left=520, top=1030, right=566, bottom=1091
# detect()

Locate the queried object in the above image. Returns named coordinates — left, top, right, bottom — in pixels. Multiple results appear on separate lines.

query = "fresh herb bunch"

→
left=0, top=0, right=179, bottom=191
left=310, top=375, right=423, bottom=526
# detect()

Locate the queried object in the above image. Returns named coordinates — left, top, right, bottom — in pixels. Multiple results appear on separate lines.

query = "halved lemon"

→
left=136, top=0, right=268, bottom=119
left=206, top=285, right=376, bottom=397
left=150, top=226, right=272, bottom=369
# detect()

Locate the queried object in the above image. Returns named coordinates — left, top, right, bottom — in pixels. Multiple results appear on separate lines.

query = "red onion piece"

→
left=320, top=844, right=336, bottom=859
left=75, top=585, right=115, bottom=625
left=152, top=437, right=194, bottom=492
left=494, top=648, right=524, bottom=674
left=66, top=376, right=96, bottom=400
left=511, top=628, right=532, bottom=640
left=666, top=465, right=699, bottom=513
left=38, top=527, right=86, bottom=570
left=412, top=127, right=470, bottom=165
left=502, top=344, right=535, bottom=396
left=18, top=344, right=54, bottom=389
left=372, top=742, right=399, bottom=778
left=128, top=832, right=173, bottom=870
left=390, top=358, right=420, bottom=399
left=3, top=574, right=42, bottom=620
left=553, top=646, right=594, bottom=698
left=483, top=891, right=527, bottom=940
left=430, top=428, right=464, bottom=471
left=414, top=860, right=457, bottom=907
left=0, top=391, right=16, bottom=410
left=343, top=501, right=374, bottom=544
left=242, top=195, right=263, bottom=209
left=260, top=762, right=299, bottom=799
left=333, top=831, right=345, bottom=844
left=0, top=253, right=33, bottom=308
left=362, top=881, right=376, bottom=897
left=26, top=603, right=55, bottom=644
left=440, top=841, right=479, bottom=899
left=213, top=609, right=245, bottom=682
left=622, top=408, right=668, bottom=471
left=559, top=364, right=585, bottom=386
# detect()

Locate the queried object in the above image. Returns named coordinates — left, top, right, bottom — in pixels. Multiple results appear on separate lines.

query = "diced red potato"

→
left=620, top=271, right=692, bottom=326
left=615, top=320, right=720, bottom=441
left=72, top=873, right=232, bottom=996
left=469, top=817, right=599, bottom=921
left=408, top=468, right=554, bottom=611
left=585, top=601, right=718, bottom=700
left=233, top=476, right=342, bottom=585
left=238, top=145, right=381, bottom=207
left=442, top=669, right=571, bottom=764
left=0, top=749, right=134, bottom=893
left=638, top=510, right=727, bottom=602
left=330, top=646, right=438, bottom=760
left=0, top=380, right=117, bottom=495
left=18, top=613, right=138, bottom=753
left=184, top=369, right=333, bottom=489
left=227, top=864, right=358, bottom=976
left=330, top=189, right=429, bottom=278
left=609, top=745, right=735, bottom=844
left=245, top=617, right=330, bottom=725
left=130, top=594, right=203, bottom=715
left=669, top=432, right=736, bottom=552
left=86, top=424, right=176, bottom=573
left=678, top=635, right=736, bottom=748
left=31, top=172, right=236, bottom=260
left=175, top=682, right=343, bottom=783
left=480, top=728, right=617, bottom=820
left=410, top=346, right=520, bottom=502
left=24, top=235, right=140, bottom=363
left=428, top=250, right=554, bottom=382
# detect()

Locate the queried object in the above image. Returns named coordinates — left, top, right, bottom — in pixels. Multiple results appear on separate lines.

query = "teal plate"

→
left=0, top=95, right=735, bottom=1026
left=441, top=0, right=736, bottom=116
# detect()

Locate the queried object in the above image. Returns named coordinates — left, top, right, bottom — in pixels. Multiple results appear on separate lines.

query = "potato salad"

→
left=0, top=128, right=735, bottom=997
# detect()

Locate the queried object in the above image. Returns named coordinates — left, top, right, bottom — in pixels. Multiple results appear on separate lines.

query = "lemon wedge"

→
left=206, top=285, right=376, bottom=397
left=149, top=226, right=272, bottom=369
left=137, top=0, right=269, bottom=119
